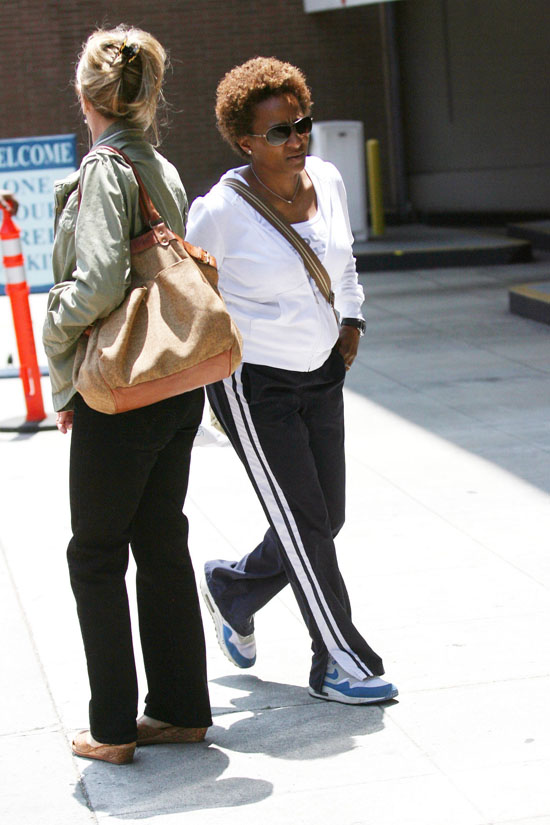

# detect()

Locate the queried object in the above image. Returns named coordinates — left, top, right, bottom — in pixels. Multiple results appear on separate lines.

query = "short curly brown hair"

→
left=215, top=56, right=313, bottom=158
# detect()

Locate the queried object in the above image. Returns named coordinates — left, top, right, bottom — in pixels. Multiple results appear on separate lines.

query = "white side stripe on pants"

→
left=223, top=366, right=373, bottom=681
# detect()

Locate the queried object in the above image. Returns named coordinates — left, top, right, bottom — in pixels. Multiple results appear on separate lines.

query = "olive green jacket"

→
left=43, top=122, right=188, bottom=411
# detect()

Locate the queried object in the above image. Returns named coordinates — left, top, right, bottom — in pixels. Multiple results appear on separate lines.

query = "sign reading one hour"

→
left=0, top=134, right=77, bottom=293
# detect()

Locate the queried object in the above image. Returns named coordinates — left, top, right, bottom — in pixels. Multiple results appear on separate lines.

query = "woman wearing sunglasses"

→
left=186, top=57, right=397, bottom=705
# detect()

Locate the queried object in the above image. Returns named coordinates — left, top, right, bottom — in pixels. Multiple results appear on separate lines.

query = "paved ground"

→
left=1, top=253, right=549, bottom=824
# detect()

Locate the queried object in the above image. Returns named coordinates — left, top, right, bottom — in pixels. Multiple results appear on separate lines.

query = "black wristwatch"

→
left=341, top=317, right=366, bottom=336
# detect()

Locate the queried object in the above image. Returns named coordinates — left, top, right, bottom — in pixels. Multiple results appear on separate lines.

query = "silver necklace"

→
left=250, top=165, right=301, bottom=204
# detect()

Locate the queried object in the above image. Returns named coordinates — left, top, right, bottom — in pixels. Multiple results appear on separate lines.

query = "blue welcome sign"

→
left=0, top=134, right=77, bottom=293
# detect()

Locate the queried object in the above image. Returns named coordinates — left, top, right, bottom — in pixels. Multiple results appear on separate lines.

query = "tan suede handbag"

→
left=73, top=147, right=242, bottom=415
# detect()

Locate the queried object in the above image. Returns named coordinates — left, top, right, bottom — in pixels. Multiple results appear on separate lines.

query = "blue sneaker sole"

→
left=200, top=578, right=256, bottom=669
left=308, top=684, right=399, bottom=705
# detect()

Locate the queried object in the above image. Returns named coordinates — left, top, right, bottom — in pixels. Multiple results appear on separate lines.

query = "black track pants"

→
left=205, top=350, right=384, bottom=692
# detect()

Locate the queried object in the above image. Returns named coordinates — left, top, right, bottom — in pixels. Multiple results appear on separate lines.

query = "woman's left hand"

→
left=56, top=411, right=74, bottom=434
left=336, top=325, right=361, bottom=370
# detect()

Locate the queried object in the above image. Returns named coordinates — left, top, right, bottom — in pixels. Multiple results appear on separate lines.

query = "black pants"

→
left=206, top=350, right=384, bottom=692
left=67, top=390, right=212, bottom=745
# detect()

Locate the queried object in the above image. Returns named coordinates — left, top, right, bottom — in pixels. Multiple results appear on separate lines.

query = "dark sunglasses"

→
left=248, top=115, right=313, bottom=147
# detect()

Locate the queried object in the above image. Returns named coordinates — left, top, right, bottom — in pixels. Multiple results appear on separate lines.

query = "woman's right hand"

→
left=56, top=411, right=74, bottom=434
left=0, top=190, right=18, bottom=215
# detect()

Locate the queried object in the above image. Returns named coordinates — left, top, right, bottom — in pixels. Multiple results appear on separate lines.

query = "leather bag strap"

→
left=99, top=145, right=163, bottom=226
left=78, top=145, right=217, bottom=267
left=223, top=178, right=335, bottom=307
left=77, top=144, right=162, bottom=227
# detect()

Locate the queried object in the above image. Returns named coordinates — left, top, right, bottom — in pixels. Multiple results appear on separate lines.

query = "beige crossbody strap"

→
left=223, top=178, right=335, bottom=308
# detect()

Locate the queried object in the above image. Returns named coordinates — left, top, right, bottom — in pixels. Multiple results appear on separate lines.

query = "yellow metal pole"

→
left=366, top=139, right=385, bottom=237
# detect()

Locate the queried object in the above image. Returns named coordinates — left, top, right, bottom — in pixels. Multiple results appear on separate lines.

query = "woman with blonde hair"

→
left=187, top=57, right=397, bottom=706
left=43, top=25, right=212, bottom=765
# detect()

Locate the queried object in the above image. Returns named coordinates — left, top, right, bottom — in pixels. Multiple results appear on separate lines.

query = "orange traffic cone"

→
left=1, top=205, right=52, bottom=431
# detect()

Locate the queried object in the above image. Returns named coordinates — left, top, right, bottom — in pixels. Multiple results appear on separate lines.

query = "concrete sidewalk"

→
left=1, top=257, right=549, bottom=824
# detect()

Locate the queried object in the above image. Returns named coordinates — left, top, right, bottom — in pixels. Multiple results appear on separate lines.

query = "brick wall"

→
left=1, top=0, right=390, bottom=203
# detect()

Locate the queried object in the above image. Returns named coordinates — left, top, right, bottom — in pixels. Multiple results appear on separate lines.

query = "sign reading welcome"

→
left=0, top=134, right=77, bottom=293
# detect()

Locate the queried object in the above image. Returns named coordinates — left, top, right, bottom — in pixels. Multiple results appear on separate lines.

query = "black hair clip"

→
left=119, top=40, right=140, bottom=63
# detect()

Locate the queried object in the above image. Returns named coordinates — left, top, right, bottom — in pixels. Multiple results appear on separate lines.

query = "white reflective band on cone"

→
left=5, top=264, right=26, bottom=284
left=1, top=238, right=22, bottom=257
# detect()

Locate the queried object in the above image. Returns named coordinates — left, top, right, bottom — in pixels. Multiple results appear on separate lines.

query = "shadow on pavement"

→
left=210, top=673, right=387, bottom=760
left=73, top=742, right=272, bottom=818
left=348, top=265, right=550, bottom=495
left=72, top=674, right=389, bottom=818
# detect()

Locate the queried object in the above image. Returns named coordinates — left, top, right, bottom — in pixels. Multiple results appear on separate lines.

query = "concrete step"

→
left=507, top=219, right=550, bottom=251
left=509, top=281, right=550, bottom=325
left=354, top=224, right=532, bottom=271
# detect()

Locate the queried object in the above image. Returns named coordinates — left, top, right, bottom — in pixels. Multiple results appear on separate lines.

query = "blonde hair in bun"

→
left=76, top=25, right=167, bottom=143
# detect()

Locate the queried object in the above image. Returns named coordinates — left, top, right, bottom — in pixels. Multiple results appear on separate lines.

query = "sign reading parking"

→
left=0, top=134, right=77, bottom=293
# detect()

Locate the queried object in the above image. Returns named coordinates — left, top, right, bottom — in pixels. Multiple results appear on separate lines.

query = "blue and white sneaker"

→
left=309, top=658, right=398, bottom=705
left=200, top=577, right=256, bottom=669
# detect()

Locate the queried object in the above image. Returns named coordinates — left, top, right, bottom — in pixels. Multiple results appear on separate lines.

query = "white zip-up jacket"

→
left=185, top=155, right=364, bottom=372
